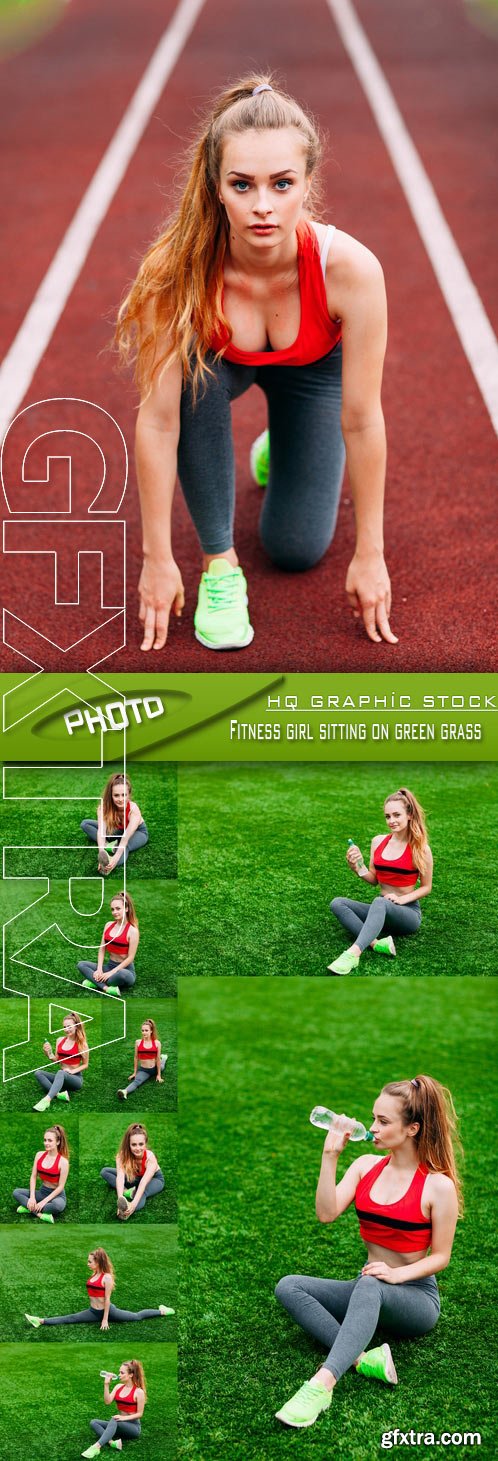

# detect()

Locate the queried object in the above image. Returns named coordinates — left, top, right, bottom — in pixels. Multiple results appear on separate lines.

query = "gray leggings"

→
left=13, top=1183, right=67, bottom=1216
left=275, top=1272, right=440, bottom=1381
left=34, top=1067, right=83, bottom=1099
left=43, top=1302, right=163, bottom=1325
left=178, top=344, right=344, bottom=566
left=124, top=1055, right=167, bottom=1096
left=331, top=895, right=422, bottom=953
left=78, top=959, right=136, bottom=991
left=80, top=819, right=149, bottom=867
left=101, top=1166, right=165, bottom=1210
left=90, top=1417, right=141, bottom=1447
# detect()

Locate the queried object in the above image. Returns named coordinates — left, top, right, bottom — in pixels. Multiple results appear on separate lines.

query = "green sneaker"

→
left=327, top=950, right=360, bottom=976
left=372, top=936, right=396, bottom=957
left=357, top=1342, right=398, bottom=1385
left=25, top=1313, right=43, bottom=1328
left=250, top=428, right=270, bottom=487
left=33, top=1096, right=51, bottom=1113
left=81, top=1446, right=102, bottom=1460
left=275, top=1378, right=332, bottom=1428
left=81, top=980, right=96, bottom=989
left=109, top=1442, right=123, bottom=1451
left=16, top=1205, right=30, bottom=1215
left=194, top=560, right=254, bottom=650
left=104, top=985, right=121, bottom=997
left=159, top=1304, right=175, bottom=1316
left=124, top=1188, right=135, bottom=1200
left=37, top=1212, right=55, bottom=1224
left=56, top=1090, right=70, bottom=1102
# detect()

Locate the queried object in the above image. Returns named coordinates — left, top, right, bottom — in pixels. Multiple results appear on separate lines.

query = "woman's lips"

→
left=250, top=224, right=276, bottom=232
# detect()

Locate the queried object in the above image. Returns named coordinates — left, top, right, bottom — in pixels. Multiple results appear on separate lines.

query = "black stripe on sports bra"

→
left=355, top=1208, right=431, bottom=1231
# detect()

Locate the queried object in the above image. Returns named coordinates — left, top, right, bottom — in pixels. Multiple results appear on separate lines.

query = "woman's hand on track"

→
left=345, top=552, right=398, bottom=645
left=323, top=1117, right=352, bottom=1154
left=362, top=1261, right=399, bottom=1283
left=138, top=556, right=185, bottom=652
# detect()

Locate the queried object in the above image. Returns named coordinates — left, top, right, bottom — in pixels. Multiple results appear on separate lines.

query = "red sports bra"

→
left=115, top=1384, right=137, bottom=1414
left=137, top=1038, right=158, bottom=1060
left=36, top=1151, right=62, bottom=1186
left=104, top=921, right=131, bottom=958
left=373, top=836, right=419, bottom=889
left=355, top=1156, right=432, bottom=1253
left=87, top=1270, right=107, bottom=1299
left=56, top=1037, right=81, bottom=1069
left=209, top=220, right=342, bottom=367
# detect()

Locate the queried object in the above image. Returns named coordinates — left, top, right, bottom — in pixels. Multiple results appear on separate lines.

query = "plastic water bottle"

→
left=348, top=837, right=365, bottom=870
left=310, top=1106, right=374, bottom=1141
left=100, top=1371, right=118, bottom=1380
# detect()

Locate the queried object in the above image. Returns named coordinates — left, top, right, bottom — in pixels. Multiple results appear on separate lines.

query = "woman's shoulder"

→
left=320, top=226, right=384, bottom=285
left=371, top=833, right=386, bottom=850
left=425, top=1170, right=456, bottom=1199
left=353, top=1153, right=384, bottom=1180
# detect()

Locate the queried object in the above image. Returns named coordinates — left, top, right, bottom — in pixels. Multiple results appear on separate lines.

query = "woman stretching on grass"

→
left=275, top=1075, right=460, bottom=1430
left=13, top=1124, right=69, bottom=1223
left=81, top=1360, right=147, bottom=1458
left=117, top=75, right=397, bottom=654
left=25, top=1247, right=174, bottom=1329
left=78, top=893, right=139, bottom=995
left=101, top=1123, right=165, bottom=1221
left=117, top=1019, right=167, bottom=1100
left=328, top=788, right=433, bottom=975
left=81, top=773, right=148, bottom=875
left=32, top=1012, right=89, bottom=1112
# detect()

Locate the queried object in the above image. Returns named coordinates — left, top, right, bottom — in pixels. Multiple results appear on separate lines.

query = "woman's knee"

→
left=275, top=1274, right=300, bottom=1305
left=355, top=1274, right=382, bottom=1299
left=262, top=536, right=327, bottom=573
left=330, top=897, right=346, bottom=917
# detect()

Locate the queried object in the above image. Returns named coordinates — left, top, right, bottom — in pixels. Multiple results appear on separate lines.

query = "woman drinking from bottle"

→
left=80, top=773, right=148, bottom=875
left=117, top=1019, right=167, bottom=1100
left=78, top=892, right=139, bottom=995
left=25, top=1247, right=174, bottom=1329
left=328, top=788, right=433, bottom=974
left=81, top=1360, right=147, bottom=1457
left=275, top=1075, right=461, bottom=1430
left=13, top=1124, right=70, bottom=1223
left=32, top=1012, right=89, bottom=1112
left=101, top=1123, right=165, bottom=1220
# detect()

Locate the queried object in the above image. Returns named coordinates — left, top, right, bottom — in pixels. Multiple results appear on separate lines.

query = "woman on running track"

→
left=101, top=1123, right=165, bottom=1220
left=328, top=787, right=433, bottom=975
left=81, top=773, right=148, bottom=875
left=32, top=1013, right=89, bottom=1112
left=117, top=74, right=397, bottom=653
left=274, top=1075, right=461, bottom=1430
left=78, top=892, right=140, bottom=995
left=13, top=1124, right=70, bottom=1223
left=81, top=1360, right=147, bottom=1458
left=25, top=1247, right=174, bottom=1330
left=117, top=1019, right=167, bottom=1100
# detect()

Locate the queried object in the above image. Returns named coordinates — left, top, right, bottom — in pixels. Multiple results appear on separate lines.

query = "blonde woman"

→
left=78, top=891, right=139, bottom=994
left=81, top=1359, right=147, bottom=1457
left=25, top=1247, right=173, bottom=1329
left=13, top=1125, right=70, bottom=1223
left=32, top=1013, right=89, bottom=1112
left=328, top=788, right=433, bottom=974
left=118, top=1019, right=167, bottom=1100
left=117, top=75, right=397, bottom=653
left=80, top=772, right=148, bottom=875
left=100, top=1123, right=165, bottom=1221
left=275, top=1076, right=461, bottom=1430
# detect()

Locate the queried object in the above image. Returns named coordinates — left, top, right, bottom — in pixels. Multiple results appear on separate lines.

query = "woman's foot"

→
left=25, top=1313, right=43, bottom=1327
left=109, top=1442, right=123, bottom=1451
left=33, top=1096, right=51, bottom=1112
left=356, top=1342, right=398, bottom=1384
left=159, top=1304, right=175, bottom=1316
left=327, top=949, right=360, bottom=976
left=37, top=1212, right=55, bottom=1224
left=56, top=1090, right=70, bottom=1102
left=250, top=427, right=270, bottom=487
left=194, top=560, right=254, bottom=650
left=81, top=1446, right=101, bottom=1459
left=117, top=1195, right=129, bottom=1214
left=275, top=1378, right=332, bottom=1428
left=81, top=980, right=96, bottom=989
left=105, top=985, right=121, bottom=997
left=117, top=1088, right=128, bottom=1100
left=16, top=1205, right=30, bottom=1215
left=372, top=936, right=396, bottom=957
left=97, top=849, right=110, bottom=873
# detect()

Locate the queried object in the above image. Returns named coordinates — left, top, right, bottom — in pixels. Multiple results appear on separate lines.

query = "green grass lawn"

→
left=2, top=877, right=178, bottom=1001
left=0, top=1341, right=176, bottom=1461
left=0, top=1224, right=177, bottom=1343
left=178, top=762, right=498, bottom=977
left=79, top=1113, right=177, bottom=1226
left=0, top=1113, right=80, bottom=1223
left=2, top=761, right=177, bottom=879
left=178, top=977, right=497, bottom=1460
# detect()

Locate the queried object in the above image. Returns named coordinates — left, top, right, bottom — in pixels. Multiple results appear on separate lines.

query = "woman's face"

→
left=111, top=897, right=124, bottom=921
left=119, top=1363, right=131, bottom=1381
left=384, top=798, right=410, bottom=835
left=111, top=780, right=127, bottom=809
left=129, top=1132, right=146, bottom=1159
left=43, top=1129, right=57, bottom=1151
left=63, top=1018, right=75, bottom=1038
left=142, top=1023, right=152, bottom=1039
left=87, top=1252, right=97, bottom=1269
left=371, top=1093, right=418, bottom=1149
left=218, top=128, right=310, bottom=248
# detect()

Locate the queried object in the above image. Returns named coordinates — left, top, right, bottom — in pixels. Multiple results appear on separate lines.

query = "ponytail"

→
left=382, top=1075, right=463, bottom=1214
left=384, top=787, right=428, bottom=876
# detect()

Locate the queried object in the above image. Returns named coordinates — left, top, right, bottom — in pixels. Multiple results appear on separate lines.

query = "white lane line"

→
left=326, top=0, right=498, bottom=438
left=0, top=0, right=207, bottom=441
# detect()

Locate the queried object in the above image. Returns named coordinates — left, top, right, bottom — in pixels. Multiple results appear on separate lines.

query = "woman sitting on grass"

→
left=117, top=1019, right=167, bottom=1100
left=328, top=787, right=433, bottom=974
left=82, top=1359, right=147, bottom=1457
left=101, top=1123, right=165, bottom=1221
left=78, top=892, right=139, bottom=996
left=13, top=1124, right=69, bottom=1224
left=32, top=1012, right=89, bottom=1112
left=81, top=772, right=148, bottom=875
left=275, top=1075, right=461, bottom=1430
left=25, top=1246, right=174, bottom=1329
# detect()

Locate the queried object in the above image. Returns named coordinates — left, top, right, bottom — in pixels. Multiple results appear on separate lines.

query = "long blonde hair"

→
left=116, top=73, right=323, bottom=400
left=117, top=1123, right=148, bottom=1177
left=382, top=1075, right=463, bottom=1214
left=122, top=1359, right=147, bottom=1400
left=384, top=787, right=428, bottom=876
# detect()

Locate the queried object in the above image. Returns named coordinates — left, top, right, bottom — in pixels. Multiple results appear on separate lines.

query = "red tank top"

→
left=209, top=220, right=342, bottom=367
left=137, top=1038, right=158, bottom=1060
left=87, top=1270, right=107, bottom=1298
left=56, top=1037, right=81, bottom=1069
left=104, top=920, right=131, bottom=958
left=355, top=1156, right=432, bottom=1253
left=36, top=1151, right=62, bottom=1187
left=115, top=1384, right=137, bottom=1414
left=373, top=836, right=419, bottom=889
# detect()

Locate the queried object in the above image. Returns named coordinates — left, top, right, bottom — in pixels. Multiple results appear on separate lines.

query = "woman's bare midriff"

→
left=364, top=1243, right=428, bottom=1267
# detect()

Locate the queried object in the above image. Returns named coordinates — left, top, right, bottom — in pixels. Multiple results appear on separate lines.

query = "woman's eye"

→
left=232, top=181, right=250, bottom=192
left=275, top=179, right=292, bottom=190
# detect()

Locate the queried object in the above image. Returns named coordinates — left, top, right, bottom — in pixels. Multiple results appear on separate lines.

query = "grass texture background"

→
left=178, top=977, right=497, bottom=1460
left=0, top=1223, right=177, bottom=1343
left=0, top=1341, right=176, bottom=1461
left=178, top=762, right=498, bottom=977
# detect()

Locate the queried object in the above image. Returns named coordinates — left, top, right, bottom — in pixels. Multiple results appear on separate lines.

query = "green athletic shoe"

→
left=109, top=1442, right=123, bottom=1452
left=56, top=1090, right=70, bottom=1102
left=194, top=560, right=254, bottom=650
left=33, top=1096, right=51, bottom=1113
left=159, top=1304, right=175, bottom=1316
left=327, top=950, right=360, bottom=976
left=357, top=1342, right=398, bottom=1385
left=104, top=985, right=121, bottom=997
left=124, top=1188, right=134, bottom=1200
left=81, top=980, right=95, bottom=989
left=372, top=936, right=396, bottom=958
left=81, top=1446, right=101, bottom=1460
left=37, top=1212, right=55, bottom=1224
left=250, top=427, right=270, bottom=487
left=25, top=1313, right=43, bottom=1328
left=275, top=1378, right=332, bottom=1428
left=16, top=1205, right=30, bottom=1215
